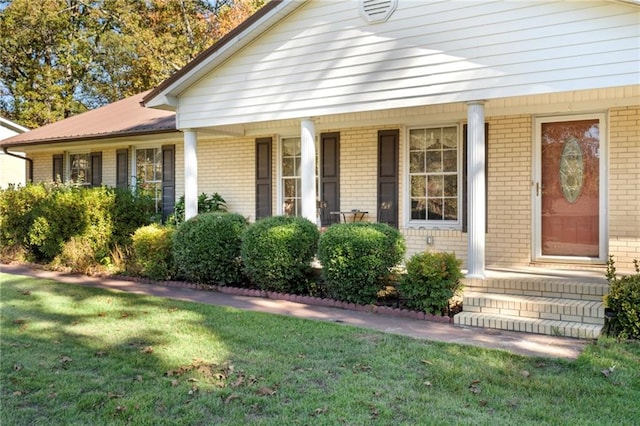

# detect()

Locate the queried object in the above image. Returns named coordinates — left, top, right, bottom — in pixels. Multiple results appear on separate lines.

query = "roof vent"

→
left=360, top=0, right=397, bottom=23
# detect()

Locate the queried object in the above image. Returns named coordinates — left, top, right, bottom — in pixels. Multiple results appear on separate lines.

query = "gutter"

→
left=3, top=147, right=33, bottom=183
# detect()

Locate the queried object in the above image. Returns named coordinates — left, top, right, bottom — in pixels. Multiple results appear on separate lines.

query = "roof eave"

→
left=0, top=128, right=179, bottom=150
left=143, top=0, right=306, bottom=110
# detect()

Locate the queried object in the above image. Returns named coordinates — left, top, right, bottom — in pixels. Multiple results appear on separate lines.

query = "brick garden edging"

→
left=116, top=275, right=453, bottom=324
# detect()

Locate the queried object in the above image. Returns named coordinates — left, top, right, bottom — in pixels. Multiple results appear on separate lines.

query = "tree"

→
left=0, top=0, right=264, bottom=129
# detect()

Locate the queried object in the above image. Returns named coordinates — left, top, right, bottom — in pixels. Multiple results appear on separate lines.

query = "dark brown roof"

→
left=1, top=90, right=176, bottom=148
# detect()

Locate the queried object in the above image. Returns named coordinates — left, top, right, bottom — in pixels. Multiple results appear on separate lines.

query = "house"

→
left=0, top=116, right=29, bottom=188
left=2, top=0, right=639, bottom=338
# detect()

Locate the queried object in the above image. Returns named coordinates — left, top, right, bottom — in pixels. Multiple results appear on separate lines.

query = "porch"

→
left=456, top=267, right=609, bottom=339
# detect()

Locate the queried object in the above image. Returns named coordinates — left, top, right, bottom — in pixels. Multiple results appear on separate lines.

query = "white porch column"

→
left=183, top=129, right=198, bottom=220
left=300, top=119, right=317, bottom=223
left=466, top=101, right=486, bottom=279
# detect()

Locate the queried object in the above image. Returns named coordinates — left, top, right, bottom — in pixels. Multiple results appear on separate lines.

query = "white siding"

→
left=178, top=0, right=639, bottom=128
left=0, top=120, right=27, bottom=188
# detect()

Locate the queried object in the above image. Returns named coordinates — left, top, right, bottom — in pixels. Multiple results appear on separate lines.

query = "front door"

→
left=534, top=115, right=606, bottom=262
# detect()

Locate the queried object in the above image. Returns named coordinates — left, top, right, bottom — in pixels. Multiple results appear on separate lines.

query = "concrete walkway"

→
left=1, top=263, right=589, bottom=360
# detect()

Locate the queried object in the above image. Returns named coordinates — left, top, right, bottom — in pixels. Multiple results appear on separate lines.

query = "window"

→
left=408, top=126, right=460, bottom=225
left=69, top=153, right=91, bottom=186
left=279, top=137, right=320, bottom=217
left=281, top=137, right=302, bottom=216
left=136, top=147, right=162, bottom=213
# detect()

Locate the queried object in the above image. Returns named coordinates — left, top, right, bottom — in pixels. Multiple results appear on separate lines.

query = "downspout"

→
left=3, top=147, right=33, bottom=183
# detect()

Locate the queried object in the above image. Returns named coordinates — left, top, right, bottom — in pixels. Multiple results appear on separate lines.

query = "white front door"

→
left=533, top=114, right=607, bottom=263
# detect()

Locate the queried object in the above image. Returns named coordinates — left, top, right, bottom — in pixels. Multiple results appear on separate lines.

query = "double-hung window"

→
left=69, top=153, right=91, bottom=186
left=136, top=147, right=162, bottom=213
left=281, top=137, right=302, bottom=216
left=280, top=137, right=320, bottom=217
left=408, top=126, right=460, bottom=226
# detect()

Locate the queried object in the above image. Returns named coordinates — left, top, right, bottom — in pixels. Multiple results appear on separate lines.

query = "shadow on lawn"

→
left=2, top=273, right=639, bottom=425
left=1, top=275, right=241, bottom=423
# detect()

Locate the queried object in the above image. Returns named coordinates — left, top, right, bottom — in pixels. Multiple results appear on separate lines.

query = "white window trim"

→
left=65, top=150, right=91, bottom=186
left=276, top=135, right=320, bottom=216
left=132, top=145, right=163, bottom=212
left=404, top=123, right=463, bottom=230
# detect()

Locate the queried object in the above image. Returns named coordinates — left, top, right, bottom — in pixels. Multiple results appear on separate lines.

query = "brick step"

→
left=463, top=278, right=608, bottom=301
left=463, top=292, right=604, bottom=325
left=454, top=312, right=603, bottom=339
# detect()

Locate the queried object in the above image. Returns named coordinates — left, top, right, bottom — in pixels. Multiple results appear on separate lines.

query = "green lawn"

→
left=1, top=273, right=639, bottom=425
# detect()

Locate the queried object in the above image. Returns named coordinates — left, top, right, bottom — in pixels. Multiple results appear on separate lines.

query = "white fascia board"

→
left=145, top=0, right=307, bottom=110
left=145, top=94, right=179, bottom=111
left=0, top=116, right=29, bottom=133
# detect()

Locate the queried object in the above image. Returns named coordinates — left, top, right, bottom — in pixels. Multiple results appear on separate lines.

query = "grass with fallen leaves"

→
left=1, top=273, right=639, bottom=425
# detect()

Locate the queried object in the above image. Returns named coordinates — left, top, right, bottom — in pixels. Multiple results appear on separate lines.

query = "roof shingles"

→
left=1, top=91, right=176, bottom=148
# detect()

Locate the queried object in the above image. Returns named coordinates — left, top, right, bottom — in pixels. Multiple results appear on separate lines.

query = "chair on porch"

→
left=377, top=201, right=393, bottom=225
left=318, top=200, right=337, bottom=227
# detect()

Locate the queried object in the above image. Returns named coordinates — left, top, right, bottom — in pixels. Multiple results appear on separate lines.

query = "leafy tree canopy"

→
left=0, top=0, right=264, bottom=128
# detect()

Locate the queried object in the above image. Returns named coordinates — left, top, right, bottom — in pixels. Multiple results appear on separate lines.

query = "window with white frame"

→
left=408, top=126, right=460, bottom=225
left=281, top=137, right=302, bottom=216
left=280, top=137, right=320, bottom=217
left=136, top=147, right=162, bottom=213
left=69, top=153, right=91, bottom=186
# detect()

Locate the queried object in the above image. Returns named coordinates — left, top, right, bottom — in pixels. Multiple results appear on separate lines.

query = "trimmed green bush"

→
left=173, top=212, right=248, bottom=285
left=241, top=216, right=319, bottom=293
left=399, top=251, right=464, bottom=315
left=131, top=224, right=176, bottom=280
left=318, top=222, right=405, bottom=304
left=604, top=257, right=640, bottom=340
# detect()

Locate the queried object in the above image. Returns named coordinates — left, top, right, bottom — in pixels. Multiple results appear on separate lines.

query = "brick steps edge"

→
left=454, top=312, right=603, bottom=339
left=113, top=274, right=453, bottom=324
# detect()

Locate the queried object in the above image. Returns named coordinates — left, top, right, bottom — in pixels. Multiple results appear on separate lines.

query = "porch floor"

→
left=455, top=267, right=609, bottom=339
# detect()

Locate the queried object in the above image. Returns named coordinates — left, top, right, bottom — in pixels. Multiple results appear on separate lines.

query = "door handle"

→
left=536, top=182, right=540, bottom=196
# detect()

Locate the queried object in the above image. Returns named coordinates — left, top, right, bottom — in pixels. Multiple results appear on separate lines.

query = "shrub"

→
left=0, top=183, right=50, bottom=257
left=173, top=212, right=248, bottom=285
left=604, top=256, right=640, bottom=340
left=111, top=188, right=156, bottom=247
left=0, top=183, right=155, bottom=267
left=54, top=236, right=97, bottom=275
left=169, top=192, right=226, bottom=225
left=130, top=224, right=175, bottom=280
left=27, top=185, right=87, bottom=261
left=399, top=251, right=464, bottom=315
left=317, top=222, right=405, bottom=304
left=241, top=216, right=319, bottom=293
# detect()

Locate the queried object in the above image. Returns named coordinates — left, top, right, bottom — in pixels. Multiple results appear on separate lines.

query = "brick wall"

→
left=197, top=136, right=255, bottom=219
left=484, top=115, right=532, bottom=266
left=609, top=106, right=640, bottom=270
left=30, top=152, right=51, bottom=183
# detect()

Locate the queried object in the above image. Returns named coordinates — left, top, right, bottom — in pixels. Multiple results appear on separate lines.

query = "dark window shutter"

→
left=320, top=132, right=340, bottom=226
left=161, top=145, right=175, bottom=221
left=116, top=149, right=129, bottom=189
left=462, top=123, right=489, bottom=233
left=377, top=130, right=399, bottom=228
left=52, top=154, right=63, bottom=182
left=255, top=137, right=272, bottom=220
left=90, top=152, right=102, bottom=187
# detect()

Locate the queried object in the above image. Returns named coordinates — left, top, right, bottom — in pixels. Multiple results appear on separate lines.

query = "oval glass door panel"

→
left=541, top=120, right=599, bottom=257
left=559, top=137, right=584, bottom=204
